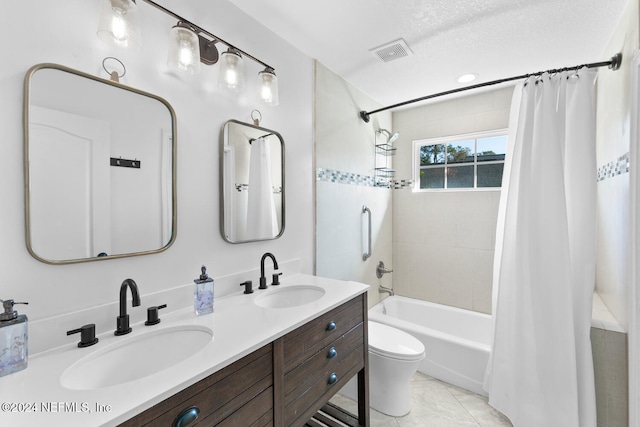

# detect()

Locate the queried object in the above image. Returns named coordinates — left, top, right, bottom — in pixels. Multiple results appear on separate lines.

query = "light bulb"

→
left=218, top=49, right=245, bottom=92
left=167, top=25, right=201, bottom=74
left=97, top=0, right=141, bottom=49
left=257, top=68, right=279, bottom=106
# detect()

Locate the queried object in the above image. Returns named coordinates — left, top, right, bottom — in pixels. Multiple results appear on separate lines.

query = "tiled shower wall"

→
left=591, top=1, right=638, bottom=423
left=391, top=87, right=514, bottom=314
left=594, top=0, right=638, bottom=332
left=314, top=61, right=393, bottom=308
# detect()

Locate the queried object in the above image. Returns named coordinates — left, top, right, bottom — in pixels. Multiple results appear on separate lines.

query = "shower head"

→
left=378, top=128, right=400, bottom=144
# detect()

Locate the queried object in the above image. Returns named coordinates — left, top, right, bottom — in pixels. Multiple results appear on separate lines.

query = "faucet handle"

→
left=240, top=281, right=254, bottom=294
left=145, top=304, right=167, bottom=326
left=271, top=272, right=282, bottom=286
left=376, top=261, right=394, bottom=278
left=67, top=324, right=99, bottom=348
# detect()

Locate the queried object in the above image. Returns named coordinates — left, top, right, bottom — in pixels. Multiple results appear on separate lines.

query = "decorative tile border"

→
left=393, top=179, right=414, bottom=190
left=316, top=168, right=376, bottom=187
left=316, top=168, right=413, bottom=189
left=597, top=152, right=630, bottom=182
left=319, top=151, right=630, bottom=190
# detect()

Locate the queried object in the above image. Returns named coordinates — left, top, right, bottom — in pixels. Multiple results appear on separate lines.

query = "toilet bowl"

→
left=340, top=321, right=426, bottom=417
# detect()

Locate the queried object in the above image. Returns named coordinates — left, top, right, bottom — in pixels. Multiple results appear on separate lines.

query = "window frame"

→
left=412, top=129, right=508, bottom=192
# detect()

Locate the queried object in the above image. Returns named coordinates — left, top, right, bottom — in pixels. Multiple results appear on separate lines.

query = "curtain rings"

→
left=524, top=73, right=544, bottom=87
left=567, top=70, right=580, bottom=81
left=567, top=65, right=585, bottom=81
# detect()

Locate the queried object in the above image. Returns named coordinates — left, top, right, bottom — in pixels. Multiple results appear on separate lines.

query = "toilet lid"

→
left=368, top=321, right=425, bottom=361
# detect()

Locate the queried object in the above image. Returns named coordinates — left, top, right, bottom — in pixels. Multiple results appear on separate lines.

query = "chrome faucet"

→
left=379, top=285, right=394, bottom=297
left=259, top=252, right=280, bottom=289
left=377, top=261, right=394, bottom=296
left=376, top=261, right=393, bottom=278
left=115, top=278, right=141, bottom=336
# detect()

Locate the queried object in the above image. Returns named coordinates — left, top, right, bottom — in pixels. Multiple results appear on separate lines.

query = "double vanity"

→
left=4, top=275, right=369, bottom=427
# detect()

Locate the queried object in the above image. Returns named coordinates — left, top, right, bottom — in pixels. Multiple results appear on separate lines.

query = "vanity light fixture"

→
left=97, top=0, right=279, bottom=105
left=97, top=0, right=142, bottom=49
left=218, top=48, right=245, bottom=92
left=257, top=68, right=279, bottom=106
left=167, top=23, right=202, bottom=75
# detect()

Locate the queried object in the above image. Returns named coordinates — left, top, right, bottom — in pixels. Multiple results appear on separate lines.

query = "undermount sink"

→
left=254, top=285, right=325, bottom=309
left=61, top=325, right=213, bottom=390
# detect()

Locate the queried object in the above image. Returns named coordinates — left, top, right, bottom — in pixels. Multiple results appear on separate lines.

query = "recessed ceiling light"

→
left=457, top=73, right=478, bottom=83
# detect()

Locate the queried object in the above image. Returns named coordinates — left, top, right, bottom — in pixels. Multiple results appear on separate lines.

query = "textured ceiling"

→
left=231, top=0, right=629, bottom=108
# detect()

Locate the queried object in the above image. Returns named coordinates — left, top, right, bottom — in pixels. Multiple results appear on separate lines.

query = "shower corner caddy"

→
left=374, top=142, right=396, bottom=187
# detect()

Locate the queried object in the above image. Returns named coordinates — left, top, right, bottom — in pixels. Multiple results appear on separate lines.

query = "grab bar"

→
left=362, top=205, right=371, bottom=261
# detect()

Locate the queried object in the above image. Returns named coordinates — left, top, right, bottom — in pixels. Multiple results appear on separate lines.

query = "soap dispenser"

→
left=194, top=266, right=214, bottom=315
left=0, top=299, right=28, bottom=377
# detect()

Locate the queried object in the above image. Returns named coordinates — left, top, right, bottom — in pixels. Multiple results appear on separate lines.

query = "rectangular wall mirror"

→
left=221, top=120, right=285, bottom=243
left=24, top=63, right=177, bottom=264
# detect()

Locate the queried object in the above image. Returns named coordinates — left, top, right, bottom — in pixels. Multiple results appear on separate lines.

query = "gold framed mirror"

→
left=24, top=63, right=177, bottom=264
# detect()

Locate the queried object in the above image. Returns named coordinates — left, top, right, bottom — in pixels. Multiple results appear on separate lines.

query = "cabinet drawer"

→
left=119, top=344, right=273, bottom=427
left=283, top=294, right=364, bottom=372
left=284, top=342, right=365, bottom=427
left=209, top=386, right=273, bottom=427
left=284, top=323, right=364, bottom=402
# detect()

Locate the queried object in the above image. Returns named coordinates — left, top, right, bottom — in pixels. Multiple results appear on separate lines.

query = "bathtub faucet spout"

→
left=379, top=285, right=394, bottom=297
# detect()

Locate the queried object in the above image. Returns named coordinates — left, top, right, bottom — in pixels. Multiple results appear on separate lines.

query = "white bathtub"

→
left=368, top=295, right=491, bottom=396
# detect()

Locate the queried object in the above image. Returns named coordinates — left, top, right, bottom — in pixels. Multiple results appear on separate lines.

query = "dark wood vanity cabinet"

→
left=119, top=344, right=274, bottom=427
left=277, top=293, right=367, bottom=427
left=120, top=293, right=368, bottom=427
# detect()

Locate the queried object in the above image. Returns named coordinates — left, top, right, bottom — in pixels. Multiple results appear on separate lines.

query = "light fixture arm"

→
left=140, top=0, right=274, bottom=70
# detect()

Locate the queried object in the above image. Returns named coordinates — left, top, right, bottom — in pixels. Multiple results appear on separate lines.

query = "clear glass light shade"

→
left=167, top=26, right=201, bottom=74
left=97, top=0, right=141, bottom=49
left=218, top=50, right=245, bottom=92
left=257, top=69, right=279, bottom=106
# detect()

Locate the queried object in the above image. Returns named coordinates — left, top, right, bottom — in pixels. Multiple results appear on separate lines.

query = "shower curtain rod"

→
left=359, top=52, right=622, bottom=123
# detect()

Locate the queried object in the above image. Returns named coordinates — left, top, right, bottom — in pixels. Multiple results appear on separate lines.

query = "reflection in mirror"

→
left=24, top=63, right=177, bottom=264
left=221, top=120, right=284, bottom=243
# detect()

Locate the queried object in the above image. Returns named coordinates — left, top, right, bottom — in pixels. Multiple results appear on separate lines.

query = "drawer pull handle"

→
left=328, top=373, right=338, bottom=385
left=327, top=347, right=338, bottom=358
left=326, top=321, right=336, bottom=331
left=173, top=406, right=200, bottom=427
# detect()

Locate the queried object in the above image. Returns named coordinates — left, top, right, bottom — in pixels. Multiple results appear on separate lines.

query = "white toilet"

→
left=340, top=320, right=426, bottom=417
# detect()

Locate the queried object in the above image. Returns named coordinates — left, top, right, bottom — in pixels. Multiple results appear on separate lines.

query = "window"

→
left=413, top=130, right=507, bottom=190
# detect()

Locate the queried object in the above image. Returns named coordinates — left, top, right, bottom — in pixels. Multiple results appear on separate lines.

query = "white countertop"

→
left=0, top=274, right=368, bottom=426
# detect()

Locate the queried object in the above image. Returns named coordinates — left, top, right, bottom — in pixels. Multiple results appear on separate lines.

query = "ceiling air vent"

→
left=369, top=38, right=413, bottom=63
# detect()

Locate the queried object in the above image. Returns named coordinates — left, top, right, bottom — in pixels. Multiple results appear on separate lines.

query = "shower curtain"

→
left=484, top=69, right=597, bottom=427
left=223, top=145, right=238, bottom=241
left=246, top=137, right=278, bottom=239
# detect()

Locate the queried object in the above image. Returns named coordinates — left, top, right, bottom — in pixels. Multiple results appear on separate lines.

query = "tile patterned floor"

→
left=330, top=372, right=513, bottom=426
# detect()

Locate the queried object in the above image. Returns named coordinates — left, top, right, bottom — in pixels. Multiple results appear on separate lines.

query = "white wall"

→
left=595, top=0, right=639, bottom=329
left=392, top=87, right=513, bottom=313
left=3, top=0, right=314, bottom=348
left=315, top=61, right=393, bottom=308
